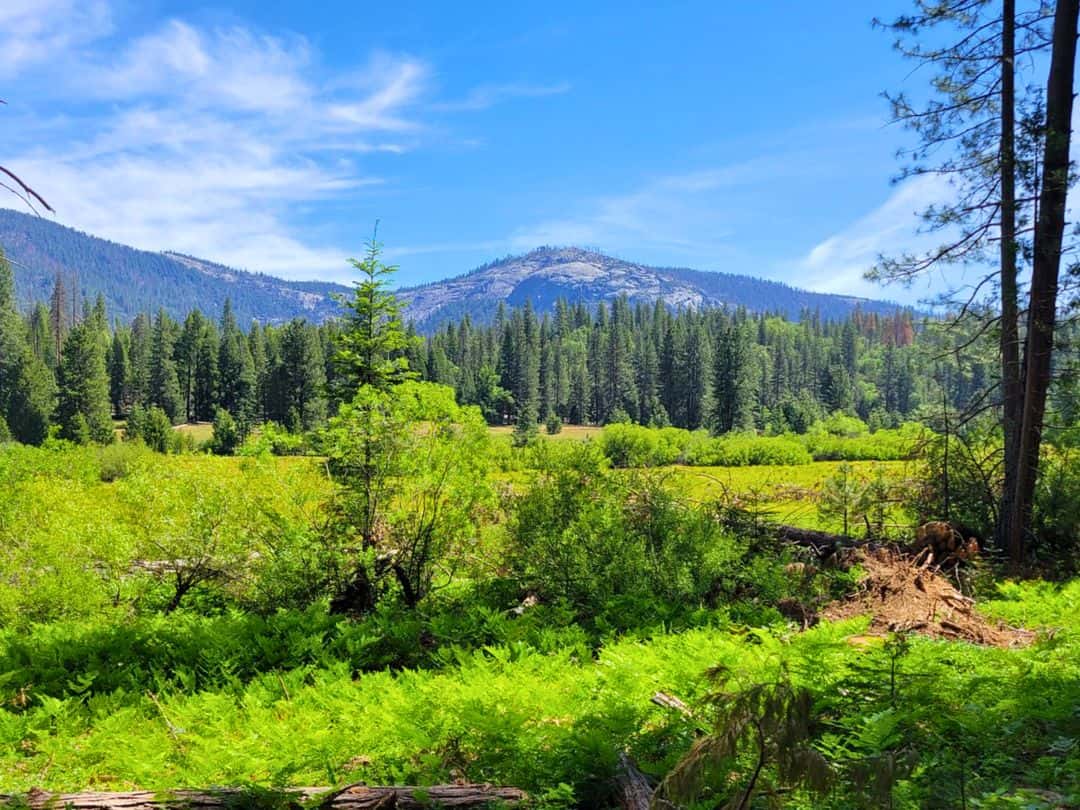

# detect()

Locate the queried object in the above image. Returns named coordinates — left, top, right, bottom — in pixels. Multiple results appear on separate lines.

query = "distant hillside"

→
left=0, top=208, right=349, bottom=324
left=398, top=246, right=904, bottom=330
left=0, top=211, right=904, bottom=330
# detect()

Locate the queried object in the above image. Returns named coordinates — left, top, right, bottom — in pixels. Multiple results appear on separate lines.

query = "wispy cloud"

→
left=434, top=81, right=570, bottom=112
left=795, top=174, right=961, bottom=301
left=325, top=53, right=429, bottom=131
left=1, top=9, right=428, bottom=279
left=0, top=3, right=562, bottom=282
left=0, top=0, right=111, bottom=78
left=506, top=157, right=806, bottom=262
left=87, top=21, right=314, bottom=114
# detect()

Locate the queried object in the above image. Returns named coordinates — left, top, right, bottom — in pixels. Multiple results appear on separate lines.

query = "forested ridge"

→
left=0, top=208, right=907, bottom=334
left=395, top=246, right=904, bottom=330
left=0, top=208, right=349, bottom=325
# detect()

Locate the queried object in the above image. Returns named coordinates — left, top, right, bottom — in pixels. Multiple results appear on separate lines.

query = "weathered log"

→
left=5, top=783, right=527, bottom=809
left=774, top=525, right=917, bottom=562
left=650, top=691, right=692, bottom=717
left=615, top=753, right=655, bottom=810
left=775, top=524, right=846, bottom=546
left=774, top=524, right=858, bottom=553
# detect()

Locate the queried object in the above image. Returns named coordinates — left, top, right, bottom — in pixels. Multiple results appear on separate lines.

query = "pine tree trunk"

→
left=997, top=0, right=1023, bottom=553
left=1007, top=0, right=1079, bottom=562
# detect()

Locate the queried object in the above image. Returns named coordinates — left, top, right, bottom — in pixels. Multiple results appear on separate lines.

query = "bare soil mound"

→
left=823, top=548, right=1035, bottom=648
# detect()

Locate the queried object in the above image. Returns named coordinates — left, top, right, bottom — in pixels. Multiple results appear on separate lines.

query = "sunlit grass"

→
left=488, top=424, right=603, bottom=441
left=173, top=421, right=214, bottom=443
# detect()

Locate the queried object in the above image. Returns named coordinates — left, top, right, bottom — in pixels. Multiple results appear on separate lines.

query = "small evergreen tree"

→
left=334, top=232, right=417, bottom=397
left=57, top=321, right=113, bottom=444
left=139, top=406, right=174, bottom=453
left=545, top=411, right=563, bottom=435
left=210, top=407, right=241, bottom=455
left=108, top=331, right=130, bottom=417
left=148, top=309, right=182, bottom=422
left=513, top=402, right=539, bottom=447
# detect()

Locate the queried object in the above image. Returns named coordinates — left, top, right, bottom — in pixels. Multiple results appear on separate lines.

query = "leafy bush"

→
left=802, top=422, right=925, bottom=461
left=209, top=408, right=242, bottom=455
left=239, top=421, right=308, bottom=456
left=509, top=442, right=734, bottom=620
left=599, top=423, right=688, bottom=467
left=599, top=424, right=814, bottom=468
left=682, top=432, right=812, bottom=466
left=817, top=412, right=870, bottom=437
left=97, top=441, right=151, bottom=482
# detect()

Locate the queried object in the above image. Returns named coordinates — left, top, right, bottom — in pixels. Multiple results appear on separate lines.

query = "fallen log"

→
left=773, top=525, right=885, bottom=562
left=5, top=783, right=527, bottom=809
left=775, top=524, right=851, bottom=550
left=777, top=526, right=936, bottom=563
left=650, top=691, right=692, bottom=717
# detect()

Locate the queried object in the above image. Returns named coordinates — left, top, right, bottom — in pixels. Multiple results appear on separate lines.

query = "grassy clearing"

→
left=665, top=460, right=915, bottom=531
left=173, top=421, right=214, bottom=443
left=488, top=424, right=603, bottom=442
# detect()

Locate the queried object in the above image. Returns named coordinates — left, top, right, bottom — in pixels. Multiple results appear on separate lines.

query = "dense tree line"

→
left=0, top=251, right=334, bottom=442
left=414, top=298, right=941, bottom=435
left=5, top=243, right=1000, bottom=447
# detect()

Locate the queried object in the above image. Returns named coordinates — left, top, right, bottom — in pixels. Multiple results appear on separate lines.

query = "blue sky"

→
left=1, top=0, right=960, bottom=302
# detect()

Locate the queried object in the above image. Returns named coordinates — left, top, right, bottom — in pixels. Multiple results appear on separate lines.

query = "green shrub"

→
left=598, top=425, right=813, bottom=468
left=210, top=408, right=242, bottom=456
left=239, top=422, right=308, bottom=456
left=817, top=412, right=870, bottom=437
left=802, top=422, right=925, bottom=461
left=598, top=423, right=690, bottom=467
left=682, top=432, right=812, bottom=466
left=509, top=442, right=730, bottom=619
left=600, top=422, right=661, bottom=467
left=97, top=441, right=151, bottom=482
left=545, top=412, right=563, bottom=435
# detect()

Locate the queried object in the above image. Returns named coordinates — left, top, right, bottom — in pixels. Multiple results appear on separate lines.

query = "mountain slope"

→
left=1, top=211, right=902, bottom=330
left=0, top=208, right=349, bottom=324
left=397, top=246, right=903, bottom=330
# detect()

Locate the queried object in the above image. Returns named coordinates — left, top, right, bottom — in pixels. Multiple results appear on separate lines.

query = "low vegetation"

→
left=0, top=424, right=1077, bottom=807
